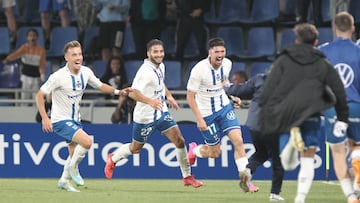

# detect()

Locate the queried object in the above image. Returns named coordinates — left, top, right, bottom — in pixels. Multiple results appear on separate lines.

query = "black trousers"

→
left=175, top=15, right=207, bottom=60
left=247, top=129, right=284, bottom=194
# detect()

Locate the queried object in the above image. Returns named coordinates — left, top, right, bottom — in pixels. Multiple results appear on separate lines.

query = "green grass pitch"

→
left=0, top=179, right=345, bottom=203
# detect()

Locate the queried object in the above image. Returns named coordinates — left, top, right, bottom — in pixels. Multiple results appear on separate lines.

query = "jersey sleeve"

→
left=40, top=73, right=58, bottom=94
left=131, top=67, right=148, bottom=91
left=86, top=67, right=103, bottom=88
left=187, top=65, right=201, bottom=92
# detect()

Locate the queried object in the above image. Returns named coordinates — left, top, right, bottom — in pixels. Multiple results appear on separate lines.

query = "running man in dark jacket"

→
left=225, top=73, right=285, bottom=201
left=259, top=23, right=349, bottom=203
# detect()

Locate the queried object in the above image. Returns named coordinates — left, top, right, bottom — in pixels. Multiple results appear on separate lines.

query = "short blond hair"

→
left=334, top=11, right=354, bottom=32
left=63, top=40, right=81, bottom=54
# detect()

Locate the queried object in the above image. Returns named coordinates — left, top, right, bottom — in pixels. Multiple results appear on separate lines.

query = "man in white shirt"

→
left=104, top=39, right=203, bottom=188
left=186, top=37, right=258, bottom=192
left=36, top=40, right=131, bottom=192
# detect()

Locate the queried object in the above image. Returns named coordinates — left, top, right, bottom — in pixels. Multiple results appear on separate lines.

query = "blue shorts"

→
left=201, top=104, right=241, bottom=146
left=39, top=0, right=68, bottom=12
left=279, top=117, right=321, bottom=151
left=53, top=120, right=82, bottom=143
left=325, top=103, right=360, bottom=144
left=132, top=112, right=177, bottom=143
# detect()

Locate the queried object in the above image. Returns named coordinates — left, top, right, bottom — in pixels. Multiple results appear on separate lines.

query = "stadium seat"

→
left=45, top=60, right=52, bottom=80
left=82, top=26, right=99, bottom=58
left=321, top=0, right=331, bottom=24
left=318, top=27, right=334, bottom=45
left=160, top=26, right=176, bottom=56
left=15, top=26, right=45, bottom=49
left=164, top=60, right=182, bottom=89
left=229, top=62, right=246, bottom=80
left=0, top=62, right=21, bottom=88
left=47, top=26, right=78, bottom=58
left=183, top=34, right=202, bottom=59
left=216, top=26, right=244, bottom=59
left=349, top=0, right=360, bottom=23
left=161, top=26, right=207, bottom=59
left=121, top=25, right=136, bottom=57
left=91, top=60, right=107, bottom=78
left=0, top=27, right=10, bottom=56
left=249, top=62, right=272, bottom=78
left=204, top=0, right=248, bottom=24
left=239, top=0, right=279, bottom=24
left=239, top=27, right=276, bottom=60
left=124, top=60, right=143, bottom=82
left=279, top=28, right=296, bottom=53
left=15, top=0, right=41, bottom=25
left=183, top=60, right=197, bottom=88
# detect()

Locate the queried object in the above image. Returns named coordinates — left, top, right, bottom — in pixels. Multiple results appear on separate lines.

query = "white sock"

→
left=235, top=157, right=249, bottom=172
left=112, top=143, right=132, bottom=163
left=295, top=157, right=314, bottom=201
left=69, top=145, right=88, bottom=168
left=177, top=147, right=191, bottom=178
left=60, top=156, right=71, bottom=181
left=280, top=139, right=299, bottom=171
left=340, top=178, right=358, bottom=200
left=193, top=144, right=203, bottom=158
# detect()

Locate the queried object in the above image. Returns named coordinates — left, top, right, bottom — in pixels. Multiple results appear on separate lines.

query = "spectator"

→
left=330, top=0, right=349, bottom=19
left=72, top=0, right=97, bottom=37
left=296, top=0, right=323, bottom=26
left=2, top=28, right=46, bottom=104
left=129, top=0, right=166, bottom=59
left=2, top=0, right=17, bottom=44
left=99, top=56, right=133, bottom=124
left=95, top=0, right=130, bottom=61
left=231, top=70, right=248, bottom=84
left=100, top=56, right=128, bottom=93
left=39, top=0, right=71, bottom=45
left=174, top=0, right=210, bottom=60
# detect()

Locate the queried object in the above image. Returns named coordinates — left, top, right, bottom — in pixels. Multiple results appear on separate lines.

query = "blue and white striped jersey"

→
left=187, top=57, right=232, bottom=117
left=131, top=59, right=169, bottom=124
left=40, top=64, right=102, bottom=123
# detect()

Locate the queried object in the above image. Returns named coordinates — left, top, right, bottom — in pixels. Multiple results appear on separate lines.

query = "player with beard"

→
left=104, top=39, right=203, bottom=188
left=186, top=37, right=258, bottom=192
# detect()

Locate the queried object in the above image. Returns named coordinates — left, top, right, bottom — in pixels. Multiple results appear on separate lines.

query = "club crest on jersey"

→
left=226, top=110, right=236, bottom=120
left=216, top=73, right=221, bottom=81
left=164, top=114, right=173, bottom=121
left=76, top=80, right=82, bottom=88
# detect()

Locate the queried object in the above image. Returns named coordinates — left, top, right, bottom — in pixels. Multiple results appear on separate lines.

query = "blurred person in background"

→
left=231, top=70, right=248, bottom=84
left=174, top=0, right=210, bottom=60
left=2, top=28, right=46, bottom=104
left=39, top=0, right=70, bottom=46
left=1, top=0, right=17, bottom=44
left=95, top=0, right=130, bottom=61
left=128, top=0, right=166, bottom=59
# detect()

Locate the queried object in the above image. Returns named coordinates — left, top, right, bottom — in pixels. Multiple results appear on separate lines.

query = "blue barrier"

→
left=0, top=123, right=335, bottom=180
